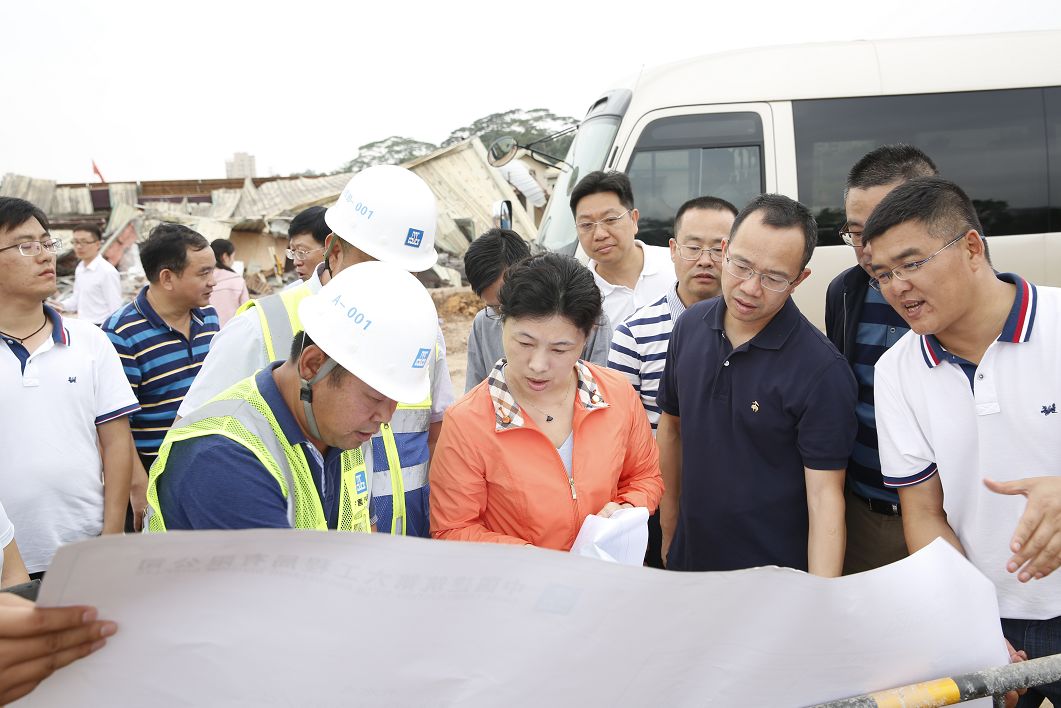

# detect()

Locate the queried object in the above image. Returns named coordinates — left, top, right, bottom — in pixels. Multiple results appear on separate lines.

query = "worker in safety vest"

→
left=146, top=261, right=439, bottom=532
left=176, top=166, right=455, bottom=537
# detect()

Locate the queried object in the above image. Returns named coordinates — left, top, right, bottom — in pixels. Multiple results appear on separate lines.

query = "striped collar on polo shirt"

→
left=488, top=359, right=609, bottom=432
left=920, top=273, right=1038, bottom=368
left=43, top=304, right=71, bottom=346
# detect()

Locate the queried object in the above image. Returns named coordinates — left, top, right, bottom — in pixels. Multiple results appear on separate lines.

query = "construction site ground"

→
left=431, top=286, right=483, bottom=395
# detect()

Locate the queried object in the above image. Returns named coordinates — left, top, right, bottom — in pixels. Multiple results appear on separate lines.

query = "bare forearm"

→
left=903, top=510, right=964, bottom=556
left=98, top=422, right=134, bottom=534
left=656, top=415, right=682, bottom=559
left=807, top=494, right=845, bottom=577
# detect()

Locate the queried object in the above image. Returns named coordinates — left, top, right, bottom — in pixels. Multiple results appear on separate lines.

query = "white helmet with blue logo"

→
left=325, top=164, right=439, bottom=273
left=297, top=260, right=438, bottom=405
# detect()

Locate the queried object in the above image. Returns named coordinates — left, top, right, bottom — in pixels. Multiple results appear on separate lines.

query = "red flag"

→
left=91, top=160, right=105, bottom=184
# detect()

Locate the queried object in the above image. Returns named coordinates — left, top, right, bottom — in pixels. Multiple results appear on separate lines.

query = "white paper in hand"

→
left=570, top=506, right=649, bottom=565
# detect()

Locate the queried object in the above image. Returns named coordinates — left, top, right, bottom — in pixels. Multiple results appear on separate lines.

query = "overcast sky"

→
left=4, top=0, right=1060, bottom=183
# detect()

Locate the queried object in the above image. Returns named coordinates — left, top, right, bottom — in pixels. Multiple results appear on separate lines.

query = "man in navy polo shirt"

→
left=824, top=145, right=939, bottom=574
left=104, top=223, right=219, bottom=530
left=658, top=194, right=857, bottom=575
left=865, top=177, right=1061, bottom=703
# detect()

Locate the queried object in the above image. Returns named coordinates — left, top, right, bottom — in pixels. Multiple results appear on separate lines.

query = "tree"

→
left=341, top=136, right=438, bottom=173
left=442, top=108, right=577, bottom=161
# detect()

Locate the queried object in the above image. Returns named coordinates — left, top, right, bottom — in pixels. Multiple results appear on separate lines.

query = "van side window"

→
left=1047, top=88, right=1061, bottom=230
left=793, top=88, right=1053, bottom=245
left=627, top=113, right=765, bottom=246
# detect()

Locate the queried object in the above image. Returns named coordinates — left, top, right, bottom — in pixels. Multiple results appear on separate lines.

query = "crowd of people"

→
left=1, top=145, right=1060, bottom=704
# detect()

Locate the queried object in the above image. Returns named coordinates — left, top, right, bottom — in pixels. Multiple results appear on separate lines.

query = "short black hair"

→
left=674, top=196, right=738, bottom=234
left=730, top=194, right=818, bottom=270
left=140, top=222, right=210, bottom=282
left=498, top=252, right=602, bottom=338
left=211, top=238, right=236, bottom=272
left=0, top=197, right=50, bottom=235
left=464, top=229, right=531, bottom=296
left=846, top=144, right=938, bottom=195
left=569, top=171, right=635, bottom=215
left=289, top=206, right=330, bottom=245
left=862, top=177, right=987, bottom=255
left=72, top=223, right=103, bottom=241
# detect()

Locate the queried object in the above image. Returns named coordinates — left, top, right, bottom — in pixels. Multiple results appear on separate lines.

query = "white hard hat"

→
left=325, top=165, right=439, bottom=273
left=297, top=261, right=438, bottom=403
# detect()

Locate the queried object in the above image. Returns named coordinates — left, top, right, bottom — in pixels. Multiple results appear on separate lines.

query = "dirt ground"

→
left=432, top=286, right=481, bottom=395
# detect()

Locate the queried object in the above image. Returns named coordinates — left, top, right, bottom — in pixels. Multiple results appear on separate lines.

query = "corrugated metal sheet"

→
left=52, top=186, right=94, bottom=215
left=108, top=183, right=138, bottom=207
left=1, top=174, right=57, bottom=211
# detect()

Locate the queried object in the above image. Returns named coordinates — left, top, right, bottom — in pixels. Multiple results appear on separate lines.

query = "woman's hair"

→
left=210, top=238, right=236, bottom=272
left=498, top=252, right=602, bottom=337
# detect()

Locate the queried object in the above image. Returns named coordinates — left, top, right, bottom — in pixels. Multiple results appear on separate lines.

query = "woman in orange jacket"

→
left=430, top=253, right=663, bottom=551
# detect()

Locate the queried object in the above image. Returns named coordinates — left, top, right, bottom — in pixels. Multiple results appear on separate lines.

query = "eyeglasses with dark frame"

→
left=675, top=243, right=723, bottom=262
left=838, top=225, right=863, bottom=248
left=575, top=209, right=631, bottom=235
left=868, top=232, right=970, bottom=291
left=723, top=255, right=795, bottom=293
left=0, top=238, right=64, bottom=257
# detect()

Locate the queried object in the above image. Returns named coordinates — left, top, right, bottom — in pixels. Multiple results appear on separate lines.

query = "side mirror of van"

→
left=488, top=137, right=519, bottom=167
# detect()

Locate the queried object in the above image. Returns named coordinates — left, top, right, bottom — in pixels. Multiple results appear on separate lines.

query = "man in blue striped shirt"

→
left=608, top=196, right=736, bottom=566
left=609, top=196, right=737, bottom=430
left=104, top=223, right=219, bottom=530
left=823, top=144, right=938, bottom=574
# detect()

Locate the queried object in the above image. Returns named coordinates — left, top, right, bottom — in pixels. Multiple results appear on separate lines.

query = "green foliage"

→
left=339, top=109, right=578, bottom=172
left=341, top=136, right=439, bottom=173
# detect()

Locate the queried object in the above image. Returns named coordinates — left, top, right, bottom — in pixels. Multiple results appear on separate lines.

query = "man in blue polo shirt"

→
left=824, top=145, right=938, bottom=574
left=658, top=194, right=857, bottom=575
left=865, top=177, right=1061, bottom=703
left=104, top=223, right=219, bottom=530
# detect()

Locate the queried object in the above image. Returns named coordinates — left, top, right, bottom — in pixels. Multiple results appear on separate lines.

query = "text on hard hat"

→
left=330, top=295, right=373, bottom=331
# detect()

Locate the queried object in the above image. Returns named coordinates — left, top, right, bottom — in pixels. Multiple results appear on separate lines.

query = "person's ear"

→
left=790, top=267, right=812, bottom=292
left=298, top=344, right=328, bottom=381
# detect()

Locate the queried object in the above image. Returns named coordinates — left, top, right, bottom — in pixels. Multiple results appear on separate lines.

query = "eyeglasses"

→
left=723, top=256, right=795, bottom=293
left=575, top=210, right=630, bottom=235
left=0, top=237, right=64, bottom=257
left=676, top=243, right=723, bottom=262
left=869, top=232, right=968, bottom=291
left=838, top=226, right=863, bottom=248
left=285, top=245, right=326, bottom=261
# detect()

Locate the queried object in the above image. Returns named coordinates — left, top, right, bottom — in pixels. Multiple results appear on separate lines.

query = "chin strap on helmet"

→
left=299, top=334, right=340, bottom=441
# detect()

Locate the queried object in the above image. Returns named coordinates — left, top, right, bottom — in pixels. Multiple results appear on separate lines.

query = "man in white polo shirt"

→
left=864, top=177, right=1061, bottom=703
left=569, top=171, right=675, bottom=329
left=0, top=198, right=138, bottom=577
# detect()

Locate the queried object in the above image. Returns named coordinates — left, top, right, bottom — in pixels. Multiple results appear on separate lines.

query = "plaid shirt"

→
left=487, top=359, right=609, bottom=431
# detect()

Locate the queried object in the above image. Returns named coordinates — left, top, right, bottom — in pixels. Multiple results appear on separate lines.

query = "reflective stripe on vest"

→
left=145, top=376, right=371, bottom=533
left=249, top=279, right=435, bottom=536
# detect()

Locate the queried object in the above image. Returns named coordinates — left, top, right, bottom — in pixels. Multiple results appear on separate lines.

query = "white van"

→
left=533, top=30, right=1061, bottom=328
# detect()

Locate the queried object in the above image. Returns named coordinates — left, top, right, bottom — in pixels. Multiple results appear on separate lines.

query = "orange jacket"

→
left=430, top=361, right=662, bottom=550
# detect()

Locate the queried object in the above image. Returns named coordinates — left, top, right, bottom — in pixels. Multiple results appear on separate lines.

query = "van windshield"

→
left=537, top=116, right=621, bottom=253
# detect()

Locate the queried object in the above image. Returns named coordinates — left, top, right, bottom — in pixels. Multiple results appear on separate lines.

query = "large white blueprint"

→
left=18, top=533, right=1008, bottom=707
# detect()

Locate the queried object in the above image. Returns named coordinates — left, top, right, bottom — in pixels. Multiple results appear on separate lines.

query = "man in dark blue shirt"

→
left=823, top=145, right=938, bottom=574
left=657, top=194, right=857, bottom=575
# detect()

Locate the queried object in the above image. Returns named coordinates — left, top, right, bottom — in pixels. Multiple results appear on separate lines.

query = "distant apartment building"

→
left=225, top=152, right=257, bottom=178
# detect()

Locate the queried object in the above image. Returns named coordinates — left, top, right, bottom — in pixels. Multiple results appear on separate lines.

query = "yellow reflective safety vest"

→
left=237, top=283, right=433, bottom=536
left=146, top=375, right=372, bottom=532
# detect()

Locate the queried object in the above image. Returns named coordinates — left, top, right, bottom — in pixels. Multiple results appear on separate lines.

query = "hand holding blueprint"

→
left=570, top=506, right=649, bottom=565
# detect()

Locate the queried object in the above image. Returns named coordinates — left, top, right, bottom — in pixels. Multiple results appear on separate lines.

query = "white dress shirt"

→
left=61, top=254, right=123, bottom=325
